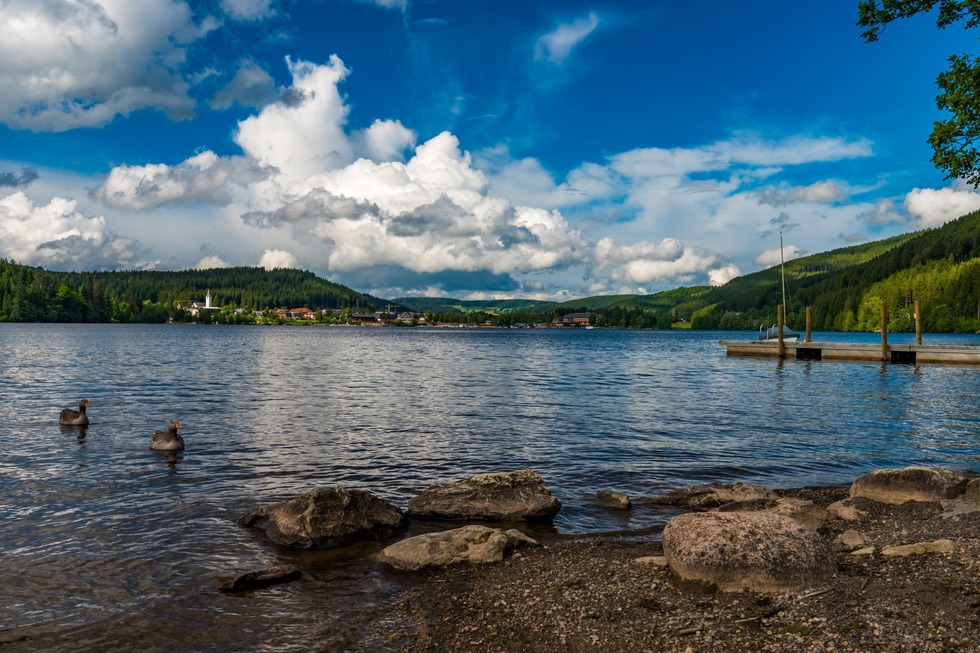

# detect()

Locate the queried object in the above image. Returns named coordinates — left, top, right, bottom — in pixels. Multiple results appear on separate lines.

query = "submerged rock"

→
left=850, top=466, right=969, bottom=505
left=406, top=469, right=561, bottom=522
left=596, top=491, right=632, bottom=510
left=662, top=511, right=836, bottom=593
left=378, top=525, right=539, bottom=571
left=218, top=565, right=302, bottom=592
left=237, top=486, right=408, bottom=550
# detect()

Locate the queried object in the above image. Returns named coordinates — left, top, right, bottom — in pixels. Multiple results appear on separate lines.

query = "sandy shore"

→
left=381, top=486, right=980, bottom=653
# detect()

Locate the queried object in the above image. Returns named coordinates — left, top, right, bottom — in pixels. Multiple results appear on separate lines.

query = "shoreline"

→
left=380, top=483, right=980, bottom=653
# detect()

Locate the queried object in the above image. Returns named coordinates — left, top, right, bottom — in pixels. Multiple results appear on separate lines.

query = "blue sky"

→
left=1, top=0, right=978, bottom=300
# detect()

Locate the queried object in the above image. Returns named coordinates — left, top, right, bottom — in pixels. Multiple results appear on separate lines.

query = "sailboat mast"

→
left=780, top=233, right=788, bottom=315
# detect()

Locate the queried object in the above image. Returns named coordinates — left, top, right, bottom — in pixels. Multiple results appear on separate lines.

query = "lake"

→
left=1, top=324, right=978, bottom=651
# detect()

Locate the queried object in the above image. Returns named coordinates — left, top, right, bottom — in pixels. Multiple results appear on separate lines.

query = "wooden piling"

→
left=805, top=306, right=812, bottom=343
left=915, top=299, right=922, bottom=345
left=880, top=302, right=888, bottom=361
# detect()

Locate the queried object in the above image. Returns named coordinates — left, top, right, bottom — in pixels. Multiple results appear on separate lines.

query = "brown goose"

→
left=149, top=420, right=184, bottom=451
left=59, top=399, right=90, bottom=426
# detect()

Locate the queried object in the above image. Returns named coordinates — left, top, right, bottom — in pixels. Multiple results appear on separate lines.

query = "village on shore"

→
left=176, top=289, right=595, bottom=328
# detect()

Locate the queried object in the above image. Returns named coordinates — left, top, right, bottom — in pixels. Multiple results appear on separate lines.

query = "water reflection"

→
left=151, top=449, right=182, bottom=471
left=60, top=424, right=88, bottom=442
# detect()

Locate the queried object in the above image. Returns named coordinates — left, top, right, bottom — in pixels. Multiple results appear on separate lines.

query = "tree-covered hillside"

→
left=692, top=211, right=980, bottom=333
left=0, top=263, right=381, bottom=323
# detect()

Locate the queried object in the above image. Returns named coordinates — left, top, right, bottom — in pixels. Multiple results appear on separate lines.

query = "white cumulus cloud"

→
left=93, top=151, right=273, bottom=211
left=708, top=264, right=741, bottom=286
left=195, top=255, right=231, bottom=269
left=0, top=0, right=215, bottom=131
left=0, top=191, right=146, bottom=268
left=753, top=244, right=805, bottom=267
left=904, top=186, right=980, bottom=228
left=236, top=55, right=356, bottom=180
left=258, top=249, right=299, bottom=269
left=592, top=236, right=728, bottom=286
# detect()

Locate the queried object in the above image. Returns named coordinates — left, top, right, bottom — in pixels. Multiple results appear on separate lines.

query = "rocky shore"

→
left=379, top=475, right=980, bottom=653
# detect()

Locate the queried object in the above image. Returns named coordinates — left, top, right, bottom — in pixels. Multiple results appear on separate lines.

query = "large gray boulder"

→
left=849, top=466, right=969, bottom=505
left=662, top=511, right=836, bottom=593
left=378, top=525, right=539, bottom=571
left=406, top=469, right=561, bottom=522
left=237, top=487, right=408, bottom=549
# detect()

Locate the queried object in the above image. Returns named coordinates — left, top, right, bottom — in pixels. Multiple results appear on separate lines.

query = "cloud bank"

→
left=0, top=191, right=147, bottom=268
left=0, top=0, right=215, bottom=131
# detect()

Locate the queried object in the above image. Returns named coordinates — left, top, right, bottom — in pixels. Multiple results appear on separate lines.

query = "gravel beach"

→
left=383, top=486, right=980, bottom=653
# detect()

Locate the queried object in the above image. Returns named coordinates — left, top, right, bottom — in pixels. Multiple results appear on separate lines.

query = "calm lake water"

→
left=2, top=324, right=978, bottom=651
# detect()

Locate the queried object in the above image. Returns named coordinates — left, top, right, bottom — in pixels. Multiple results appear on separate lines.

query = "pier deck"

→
left=719, top=339, right=980, bottom=365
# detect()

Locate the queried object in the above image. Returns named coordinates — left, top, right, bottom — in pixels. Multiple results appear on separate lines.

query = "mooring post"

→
left=777, top=304, right=785, bottom=358
left=915, top=299, right=922, bottom=345
left=880, top=301, right=888, bottom=361
left=805, top=306, right=812, bottom=343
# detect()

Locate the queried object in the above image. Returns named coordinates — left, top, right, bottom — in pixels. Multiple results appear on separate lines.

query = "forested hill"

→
left=0, top=264, right=382, bottom=323
left=396, top=211, right=979, bottom=333
left=692, top=210, right=980, bottom=332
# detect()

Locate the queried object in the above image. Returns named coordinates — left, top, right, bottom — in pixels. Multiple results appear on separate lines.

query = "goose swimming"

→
left=60, top=399, right=90, bottom=426
left=149, top=419, right=185, bottom=451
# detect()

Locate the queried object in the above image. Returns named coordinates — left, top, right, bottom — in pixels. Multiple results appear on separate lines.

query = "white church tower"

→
left=205, top=289, right=212, bottom=309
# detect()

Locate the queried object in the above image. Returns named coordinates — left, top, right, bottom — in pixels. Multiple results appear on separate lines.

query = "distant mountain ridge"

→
left=1, top=210, right=977, bottom=331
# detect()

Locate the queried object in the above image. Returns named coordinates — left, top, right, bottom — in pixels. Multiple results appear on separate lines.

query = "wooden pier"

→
left=719, top=338, right=980, bottom=365
left=720, top=301, right=980, bottom=365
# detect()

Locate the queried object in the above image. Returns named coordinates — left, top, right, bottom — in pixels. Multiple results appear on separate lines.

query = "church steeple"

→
left=205, top=289, right=212, bottom=309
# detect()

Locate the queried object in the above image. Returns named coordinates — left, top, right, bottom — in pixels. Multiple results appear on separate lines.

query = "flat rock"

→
left=768, top=497, right=831, bottom=530
left=218, top=565, right=301, bottom=592
left=662, top=511, right=836, bottom=593
left=634, top=555, right=669, bottom=567
left=849, top=466, right=969, bottom=505
left=237, top=486, right=408, bottom=550
left=406, top=469, right=561, bottom=522
left=835, top=529, right=870, bottom=550
left=850, top=546, right=876, bottom=556
left=881, top=539, right=955, bottom=557
left=667, top=482, right=778, bottom=511
left=378, top=525, right=539, bottom=571
left=718, top=496, right=829, bottom=530
left=827, top=497, right=869, bottom=521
